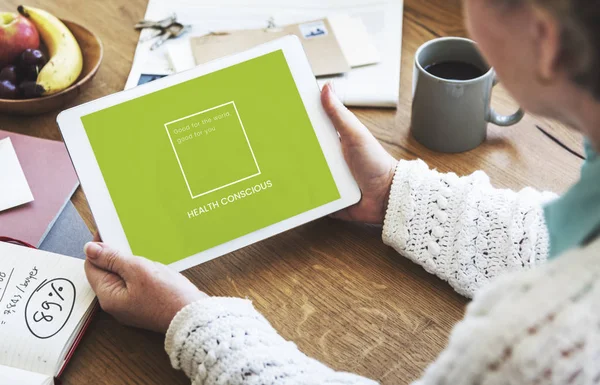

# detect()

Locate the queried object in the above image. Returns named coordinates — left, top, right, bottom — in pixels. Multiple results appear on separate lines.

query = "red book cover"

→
left=0, top=131, right=79, bottom=246
left=55, top=301, right=99, bottom=381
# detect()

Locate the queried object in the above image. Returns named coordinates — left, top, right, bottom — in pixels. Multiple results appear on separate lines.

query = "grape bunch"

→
left=0, top=48, right=46, bottom=100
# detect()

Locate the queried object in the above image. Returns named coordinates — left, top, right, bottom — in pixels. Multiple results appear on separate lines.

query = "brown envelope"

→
left=190, top=18, right=350, bottom=77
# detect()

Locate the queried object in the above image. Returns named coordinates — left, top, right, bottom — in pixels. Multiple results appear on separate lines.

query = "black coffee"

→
left=424, top=61, right=485, bottom=81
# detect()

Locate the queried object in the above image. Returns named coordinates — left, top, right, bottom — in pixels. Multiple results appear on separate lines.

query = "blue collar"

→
left=544, top=140, right=600, bottom=258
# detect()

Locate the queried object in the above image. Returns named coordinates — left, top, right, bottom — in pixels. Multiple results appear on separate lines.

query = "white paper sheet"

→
left=329, top=14, right=381, bottom=68
left=125, top=0, right=403, bottom=108
left=0, top=364, right=52, bottom=385
left=0, top=138, right=34, bottom=212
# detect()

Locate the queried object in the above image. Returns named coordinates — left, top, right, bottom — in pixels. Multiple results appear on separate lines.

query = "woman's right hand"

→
left=84, top=241, right=208, bottom=333
left=321, top=84, right=398, bottom=224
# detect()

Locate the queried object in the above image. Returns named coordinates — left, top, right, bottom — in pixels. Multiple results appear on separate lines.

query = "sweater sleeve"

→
left=383, top=160, right=557, bottom=298
left=164, top=297, right=378, bottom=385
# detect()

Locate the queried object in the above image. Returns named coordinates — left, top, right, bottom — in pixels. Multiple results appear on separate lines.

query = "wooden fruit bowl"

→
left=0, top=20, right=103, bottom=115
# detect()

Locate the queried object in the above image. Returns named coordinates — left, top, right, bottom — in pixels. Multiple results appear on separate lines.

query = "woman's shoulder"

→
left=418, top=241, right=600, bottom=384
left=469, top=238, right=600, bottom=316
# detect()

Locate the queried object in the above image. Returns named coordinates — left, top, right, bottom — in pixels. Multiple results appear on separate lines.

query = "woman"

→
left=84, top=0, right=600, bottom=383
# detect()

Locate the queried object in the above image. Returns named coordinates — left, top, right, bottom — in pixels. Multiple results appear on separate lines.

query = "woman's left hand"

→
left=321, top=84, right=398, bottom=224
left=84, top=242, right=208, bottom=333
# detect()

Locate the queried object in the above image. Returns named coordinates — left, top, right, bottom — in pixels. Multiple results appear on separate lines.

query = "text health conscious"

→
left=187, top=180, right=273, bottom=219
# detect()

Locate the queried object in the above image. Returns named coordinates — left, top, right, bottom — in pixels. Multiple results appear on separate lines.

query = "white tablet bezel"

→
left=58, top=36, right=361, bottom=271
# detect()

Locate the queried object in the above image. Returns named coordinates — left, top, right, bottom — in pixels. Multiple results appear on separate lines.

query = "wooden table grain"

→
left=0, top=0, right=584, bottom=383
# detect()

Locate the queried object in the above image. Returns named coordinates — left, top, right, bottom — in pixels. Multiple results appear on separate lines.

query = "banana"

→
left=17, top=5, right=82, bottom=95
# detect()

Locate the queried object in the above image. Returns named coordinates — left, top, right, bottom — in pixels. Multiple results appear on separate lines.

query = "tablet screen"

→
left=81, top=50, right=341, bottom=264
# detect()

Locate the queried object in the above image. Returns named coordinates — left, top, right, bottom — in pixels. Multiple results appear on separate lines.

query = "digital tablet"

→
left=58, top=36, right=361, bottom=271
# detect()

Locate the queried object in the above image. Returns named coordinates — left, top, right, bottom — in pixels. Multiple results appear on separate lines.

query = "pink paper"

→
left=0, top=130, right=79, bottom=246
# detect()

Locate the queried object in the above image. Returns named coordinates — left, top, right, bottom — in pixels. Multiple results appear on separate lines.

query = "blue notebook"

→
left=39, top=201, right=92, bottom=259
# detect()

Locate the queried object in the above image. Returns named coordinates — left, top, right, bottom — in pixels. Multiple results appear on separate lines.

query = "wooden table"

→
left=1, top=0, right=584, bottom=383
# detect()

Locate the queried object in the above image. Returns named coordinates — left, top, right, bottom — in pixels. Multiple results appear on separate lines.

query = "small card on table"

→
left=0, top=137, right=34, bottom=212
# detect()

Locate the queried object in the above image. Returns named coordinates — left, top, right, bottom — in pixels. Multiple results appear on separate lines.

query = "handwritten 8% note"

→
left=25, top=278, right=77, bottom=339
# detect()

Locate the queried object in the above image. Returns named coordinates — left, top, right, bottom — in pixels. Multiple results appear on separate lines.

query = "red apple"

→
left=0, top=12, right=40, bottom=67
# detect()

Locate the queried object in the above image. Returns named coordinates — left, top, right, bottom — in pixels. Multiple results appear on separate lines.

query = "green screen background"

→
left=82, top=50, right=340, bottom=264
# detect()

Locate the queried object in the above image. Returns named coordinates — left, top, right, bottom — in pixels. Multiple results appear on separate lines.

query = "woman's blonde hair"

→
left=504, top=0, right=600, bottom=98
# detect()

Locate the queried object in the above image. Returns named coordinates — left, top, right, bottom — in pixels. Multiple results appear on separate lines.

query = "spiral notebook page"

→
left=0, top=243, right=95, bottom=378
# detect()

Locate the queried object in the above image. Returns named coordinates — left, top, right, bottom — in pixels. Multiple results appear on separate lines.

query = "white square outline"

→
left=164, top=101, right=261, bottom=199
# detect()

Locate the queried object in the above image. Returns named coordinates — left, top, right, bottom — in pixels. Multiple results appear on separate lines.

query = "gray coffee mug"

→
left=411, top=37, right=524, bottom=153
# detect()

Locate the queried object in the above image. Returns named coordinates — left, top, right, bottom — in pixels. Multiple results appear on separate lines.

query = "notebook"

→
left=0, top=131, right=79, bottom=247
left=39, top=201, right=93, bottom=260
left=0, top=242, right=96, bottom=385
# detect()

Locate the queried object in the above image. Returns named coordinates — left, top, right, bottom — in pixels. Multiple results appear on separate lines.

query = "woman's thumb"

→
left=321, top=83, right=371, bottom=142
left=84, top=242, right=135, bottom=279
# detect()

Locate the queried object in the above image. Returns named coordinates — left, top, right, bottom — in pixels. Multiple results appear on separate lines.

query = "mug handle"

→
left=487, top=74, right=525, bottom=126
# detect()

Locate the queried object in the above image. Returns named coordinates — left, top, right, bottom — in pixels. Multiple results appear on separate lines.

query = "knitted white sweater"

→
left=165, top=160, right=600, bottom=384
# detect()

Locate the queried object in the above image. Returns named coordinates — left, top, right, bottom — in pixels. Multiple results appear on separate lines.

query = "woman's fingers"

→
left=83, top=244, right=208, bottom=333
left=84, top=242, right=138, bottom=280
left=84, top=260, right=126, bottom=301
